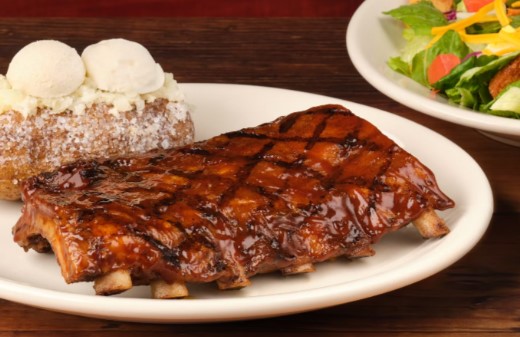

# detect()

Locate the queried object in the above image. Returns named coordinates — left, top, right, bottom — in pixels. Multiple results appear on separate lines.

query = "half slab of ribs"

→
left=13, top=104, right=455, bottom=298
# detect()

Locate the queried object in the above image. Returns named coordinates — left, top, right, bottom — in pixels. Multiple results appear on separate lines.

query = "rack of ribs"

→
left=13, top=104, right=454, bottom=298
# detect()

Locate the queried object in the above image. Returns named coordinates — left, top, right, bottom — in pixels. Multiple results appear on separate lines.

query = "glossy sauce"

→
left=14, top=105, right=454, bottom=286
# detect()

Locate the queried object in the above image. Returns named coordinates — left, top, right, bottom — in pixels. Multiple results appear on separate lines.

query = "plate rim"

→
left=346, top=0, right=520, bottom=137
left=0, top=83, right=494, bottom=323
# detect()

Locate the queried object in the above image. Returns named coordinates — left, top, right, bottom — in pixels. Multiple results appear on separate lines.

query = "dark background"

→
left=0, top=0, right=358, bottom=17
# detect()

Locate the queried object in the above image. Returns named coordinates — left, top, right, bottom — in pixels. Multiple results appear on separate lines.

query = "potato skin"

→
left=0, top=99, right=194, bottom=200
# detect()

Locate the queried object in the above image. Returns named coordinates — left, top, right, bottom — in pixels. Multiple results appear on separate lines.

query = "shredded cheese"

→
left=459, top=31, right=501, bottom=44
left=482, top=42, right=518, bottom=55
left=478, top=14, right=510, bottom=22
left=428, top=0, right=518, bottom=55
left=494, top=0, right=511, bottom=26
left=498, top=26, right=520, bottom=48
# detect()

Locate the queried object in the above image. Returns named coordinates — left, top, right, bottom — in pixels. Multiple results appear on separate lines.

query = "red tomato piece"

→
left=427, top=53, right=461, bottom=85
left=463, top=0, right=494, bottom=12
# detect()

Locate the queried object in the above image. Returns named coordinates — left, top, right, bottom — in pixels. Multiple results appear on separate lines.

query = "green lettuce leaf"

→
left=410, top=30, right=470, bottom=87
left=388, top=56, right=411, bottom=76
left=456, top=52, right=519, bottom=89
left=400, top=35, right=432, bottom=63
left=443, top=52, right=520, bottom=111
left=433, top=54, right=497, bottom=91
left=384, top=2, right=448, bottom=38
left=446, top=87, right=478, bottom=109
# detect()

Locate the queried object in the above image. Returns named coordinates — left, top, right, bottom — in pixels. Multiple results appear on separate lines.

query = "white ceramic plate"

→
left=0, top=84, right=492, bottom=323
left=347, top=0, right=520, bottom=146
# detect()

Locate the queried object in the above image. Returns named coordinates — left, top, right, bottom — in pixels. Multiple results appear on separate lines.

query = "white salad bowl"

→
left=347, top=0, right=520, bottom=146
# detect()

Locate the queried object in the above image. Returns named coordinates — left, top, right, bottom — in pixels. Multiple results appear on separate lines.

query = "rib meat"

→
left=13, top=104, right=455, bottom=297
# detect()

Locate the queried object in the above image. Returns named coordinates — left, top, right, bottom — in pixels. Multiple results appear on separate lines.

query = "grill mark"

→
left=222, top=132, right=361, bottom=145
left=372, top=145, right=398, bottom=191
left=279, top=112, right=301, bottom=133
left=305, top=113, right=333, bottom=150
left=131, top=228, right=183, bottom=268
left=321, top=118, right=365, bottom=191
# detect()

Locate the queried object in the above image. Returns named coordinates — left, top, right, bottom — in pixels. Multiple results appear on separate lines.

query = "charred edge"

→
left=273, top=154, right=327, bottom=182
left=325, top=106, right=353, bottom=116
left=131, top=227, right=182, bottom=269
left=226, top=130, right=268, bottom=139
left=27, top=234, right=52, bottom=253
left=148, top=154, right=166, bottom=166
left=278, top=106, right=352, bottom=134
left=79, top=168, right=106, bottom=186
left=185, top=224, right=218, bottom=250
left=76, top=209, right=96, bottom=223
left=28, top=172, right=58, bottom=192
left=93, top=197, right=116, bottom=205
left=343, top=134, right=363, bottom=148
left=151, top=192, right=187, bottom=214
left=179, top=147, right=212, bottom=156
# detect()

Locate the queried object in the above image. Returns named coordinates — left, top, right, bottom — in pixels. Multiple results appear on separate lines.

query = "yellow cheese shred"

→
left=482, top=44, right=518, bottom=55
left=498, top=27, right=520, bottom=48
left=459, top=31, right=501, bottom=44
left=494, top=0, right=511, bottom=26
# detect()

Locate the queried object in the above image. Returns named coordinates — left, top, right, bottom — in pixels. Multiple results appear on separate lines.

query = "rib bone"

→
left=151, top=279, right=189, bottom=299
left=281, top=263, right=315, bottom=275
left=346, top=245, right=375, bottom=259
left=93, top=269, right=132, bottom=295
left=413, top=209, right=450, bottom=239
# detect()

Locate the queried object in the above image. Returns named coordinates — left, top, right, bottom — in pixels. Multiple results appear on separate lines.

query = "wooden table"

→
left=1, top=8, right=520, bottom=337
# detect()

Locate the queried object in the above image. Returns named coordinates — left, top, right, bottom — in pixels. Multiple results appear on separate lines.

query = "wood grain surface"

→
left=1, top=6, right=520, bottom=336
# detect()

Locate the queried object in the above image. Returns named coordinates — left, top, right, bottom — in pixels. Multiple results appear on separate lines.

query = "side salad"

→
left=386, top=0, right=520, bottom=118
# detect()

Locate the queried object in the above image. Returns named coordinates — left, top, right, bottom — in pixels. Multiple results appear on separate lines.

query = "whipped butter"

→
left=82, top=38, right=165, bottom=94
left=6, top=40, right=85, bottom=98
left=0, top=39, right=183, bottom=118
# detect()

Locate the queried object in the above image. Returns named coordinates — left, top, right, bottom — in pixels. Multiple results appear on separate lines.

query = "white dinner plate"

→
left=0, top=83, right=492, bottom=323
left=347, top=0, right=520, bottom=146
